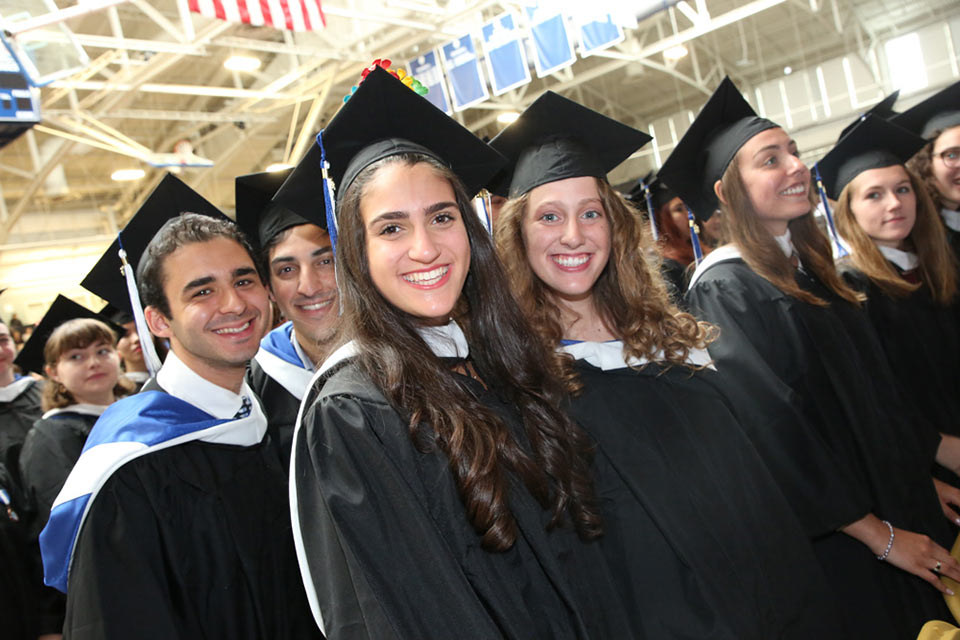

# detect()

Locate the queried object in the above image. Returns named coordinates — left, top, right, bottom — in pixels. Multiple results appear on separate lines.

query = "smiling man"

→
left=236, top=170, right=339, bottom=469
left=41, top=176, right=321, bottom=640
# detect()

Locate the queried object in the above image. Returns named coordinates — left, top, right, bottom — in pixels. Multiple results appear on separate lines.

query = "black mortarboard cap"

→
left=273, top=66, right=505, bottom=231
left=487, top=91, right=651, bottom=198
left=837, top=90, right=900, bottom=141
left=98, top=303, right=133, bottom=326
left=816, top=114, right=926, bottom=200
left=659, top=77, right=779, bottom=221
left=627, top=170, right=677, bottom=213
left=14, top=295, right=125, bottom=374
left=893, top=80, right=960, bottom=140
left=235, top=168, right=313, bottom=252
left=80, top=173, right=230, bottom=314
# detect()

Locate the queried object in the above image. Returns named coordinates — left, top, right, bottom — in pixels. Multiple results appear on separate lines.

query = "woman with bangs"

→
left=491, top=91, right=841, bottom=639
left=824, top=116, right=960, bottom=483
left=676, top=78, right=960, bottom=638
left=16, top=298, right=132, bottom=638
left=279, top=68, right=633, bottom=639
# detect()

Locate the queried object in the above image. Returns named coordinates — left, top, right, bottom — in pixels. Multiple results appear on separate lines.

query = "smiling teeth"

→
left=553, top=255, right=589, bottom=267
left=403, top=266, right=448, bottom=285
left=302, top=301, right=332, bottom=311
left=780, top=185, right=805, bottom=195
left=214, top=321, right=250, bottom=334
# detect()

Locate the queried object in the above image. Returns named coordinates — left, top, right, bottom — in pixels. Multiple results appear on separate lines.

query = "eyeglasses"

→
left=936, top=147, right=960, bottom=168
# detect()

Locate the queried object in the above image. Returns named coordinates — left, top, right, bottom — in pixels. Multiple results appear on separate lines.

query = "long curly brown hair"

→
left=834, top=165, right=957, bottom=304
left=335, top=152, right=602, bottom=552
left=907, top=128, right=954, bottom=211
left=717, top=157, right=862, bottom=307
left=494, top=177, right=715, bottom=393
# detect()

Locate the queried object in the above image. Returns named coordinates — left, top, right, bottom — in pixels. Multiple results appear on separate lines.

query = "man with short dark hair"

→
left=42, top=185, right=322, bottom=639
left=236, top=171, right=338, bottom=469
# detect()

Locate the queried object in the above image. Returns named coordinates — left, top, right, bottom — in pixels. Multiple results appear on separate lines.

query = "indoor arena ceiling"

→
left=0, top=0, right=957, bottom=246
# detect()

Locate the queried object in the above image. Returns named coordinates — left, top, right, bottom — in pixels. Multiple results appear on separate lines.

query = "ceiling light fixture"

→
left=224, top=55, right=261, bottom=72
left=783, top=66, right=793, bottom=75
left=663, top=44, right=688, bottom=62
left=266, top=163, right=293, bottom=172
left=111, top=168, right=145, bottom=181
left=497, top=111, right=520, bottom=124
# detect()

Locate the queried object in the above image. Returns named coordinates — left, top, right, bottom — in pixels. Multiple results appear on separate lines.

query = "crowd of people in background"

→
left=1, top=68, right=960, bottom=640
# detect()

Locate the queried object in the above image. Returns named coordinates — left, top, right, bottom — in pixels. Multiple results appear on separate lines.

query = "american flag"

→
left=187, top=0, right=326, bottom=31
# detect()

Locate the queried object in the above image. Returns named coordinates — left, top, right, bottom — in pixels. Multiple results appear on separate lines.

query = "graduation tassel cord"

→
left=813, top=163, right=849, bottom=259
left=477, top=189, right=493, bottom=235
left=316, top=130, right=344, bottom=316
left=687, top=208, right=704, bottom=266
left=117, top=238, right=163, bottom=376
left=642, top=180, right=659, bottom=242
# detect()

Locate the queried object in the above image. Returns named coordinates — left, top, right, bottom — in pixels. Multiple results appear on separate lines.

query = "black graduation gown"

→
left=0, top=379, right=42, bottom=472
left=941, top=217, right=960, bottom=264
left=63, top=382, right=321, bottom=640
left=293, top=360, right=635, bottom=640
left=570, top=359, right=842, bottom=639
left=246, top=358, right=298, bottom=471
left=660, top=257, right=688, bottom=306
left=0, top=462, right=40, bottom=640
left=841, top=263, right=960, bottom=442
left=687, top=258, right=952, bottom=639
left=19, top=409, right=96, bottom=634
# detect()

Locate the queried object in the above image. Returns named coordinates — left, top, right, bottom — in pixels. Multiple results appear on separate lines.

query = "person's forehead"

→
left=269, top=224, right=331, bottom=257
left=163, top=238, right=254, bottom=278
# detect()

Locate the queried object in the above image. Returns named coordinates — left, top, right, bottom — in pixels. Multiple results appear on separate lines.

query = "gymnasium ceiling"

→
left=0, top=0, right=957, bottom=246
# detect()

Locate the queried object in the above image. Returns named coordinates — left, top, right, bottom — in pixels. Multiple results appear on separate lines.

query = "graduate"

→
left=41, top=175, right=320, bottom=640
left=491, top=91, right=841, bottom=639
left=0, top=313, right=42, bottom=471
left=235, top=169, right=338, bottom=469
left=275, top=65, right=633, bottom=639
left=0, top=460, right=39, bottom=640
left=673, top=77, right=960, bottom=638
left=99, top=304, right=153, bottom=392
left=820, top=115, right=960, bottom=482
left=16, top=295, right=130, bottom=637
left=895, top=81, right=960, bottom=260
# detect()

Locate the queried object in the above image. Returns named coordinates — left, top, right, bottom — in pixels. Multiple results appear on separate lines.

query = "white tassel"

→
left=119, top=248, right=163, bottom=376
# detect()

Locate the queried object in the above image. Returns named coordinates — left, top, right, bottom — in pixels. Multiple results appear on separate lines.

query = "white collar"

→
left=877, top=245, right=919, bottom=271
left=772, top=229, right=795, bottom=259
left=290, top=328, right=317, bottom=372
left=0, top=376, right=35, bottom=403
left=560, top=340, right=714, bottom=371
left=41, top=403, right=110, bottom=420
left=687, top=244, right=743, bottom=290
left=316, top=319, right=469, bottom=378
left=157, top=351, right=254, bottom=421
left=123, top=371, right=150, bottom=384
left=941, top=208, right=960, bottom=233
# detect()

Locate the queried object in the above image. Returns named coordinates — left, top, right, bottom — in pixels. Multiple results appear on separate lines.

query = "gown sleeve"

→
left=686, top=274, right=870, bottom=537
left=293, top=392, right=504, bottom=640
left=63, top=463, right=181, bottom=640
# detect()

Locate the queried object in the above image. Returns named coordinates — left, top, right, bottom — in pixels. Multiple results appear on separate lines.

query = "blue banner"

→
left=576, top=12, right=625, bottom=56
left=480, top=13, right=531, bottom=96
left=439, top=35, right=489, bottom=111
left=524, top=5, right=576, bottom=78
left=407, top=50, right=452, bottom=115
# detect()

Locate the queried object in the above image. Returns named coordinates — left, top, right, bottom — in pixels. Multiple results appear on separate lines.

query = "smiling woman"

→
left=278, top=67, right=636, bottom=638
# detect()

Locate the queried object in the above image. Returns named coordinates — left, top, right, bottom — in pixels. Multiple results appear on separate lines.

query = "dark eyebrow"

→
left=368, top=210, right=408, bottom=227
left=270, top=245, right=332, bottom=267
left=312, top=246, right=333, bottom=258
left=183, top=275, right=214, bottom=293
left=753, top=144, right=781, bottom=158
left=233, top=266, right=257, bottom=279
left=425, top=201, right=458, bottom=215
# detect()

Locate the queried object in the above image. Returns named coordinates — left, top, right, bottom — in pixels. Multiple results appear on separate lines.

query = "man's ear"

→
left=713, top=179, right=727, bottom=206
left=144, top=306, right=172, bottom=340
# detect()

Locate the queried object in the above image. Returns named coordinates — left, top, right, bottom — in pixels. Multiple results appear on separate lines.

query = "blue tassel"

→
left=812, top=163, right=849, bottom=259
left=315, top=131, right=338, bottom=255
left=687, top=208, right=704, bottom=266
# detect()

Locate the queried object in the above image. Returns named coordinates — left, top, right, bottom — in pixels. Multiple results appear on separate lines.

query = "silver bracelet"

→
left=876, top=520, right=894, bottom=561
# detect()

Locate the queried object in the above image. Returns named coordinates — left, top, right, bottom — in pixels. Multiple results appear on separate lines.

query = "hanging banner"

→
left=439, top=35, right=489, bottom=111
left=524, top=4, right=576, bottom=78
left=480, top=13, right=531, bottom=96
left=575, top=11, right=625, bottom=57
left=407, top=50, right=452, bottom=115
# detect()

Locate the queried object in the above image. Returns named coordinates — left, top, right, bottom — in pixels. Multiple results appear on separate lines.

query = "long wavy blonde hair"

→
left=494, top=177, right=715, bottom=392
left=834, top=165, right=957, bottom=304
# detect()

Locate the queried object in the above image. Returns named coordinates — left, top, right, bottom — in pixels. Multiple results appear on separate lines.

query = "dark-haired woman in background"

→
left=675, top=78, right=960, bottom=639
left=281, top=67, right=632, bottom=639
